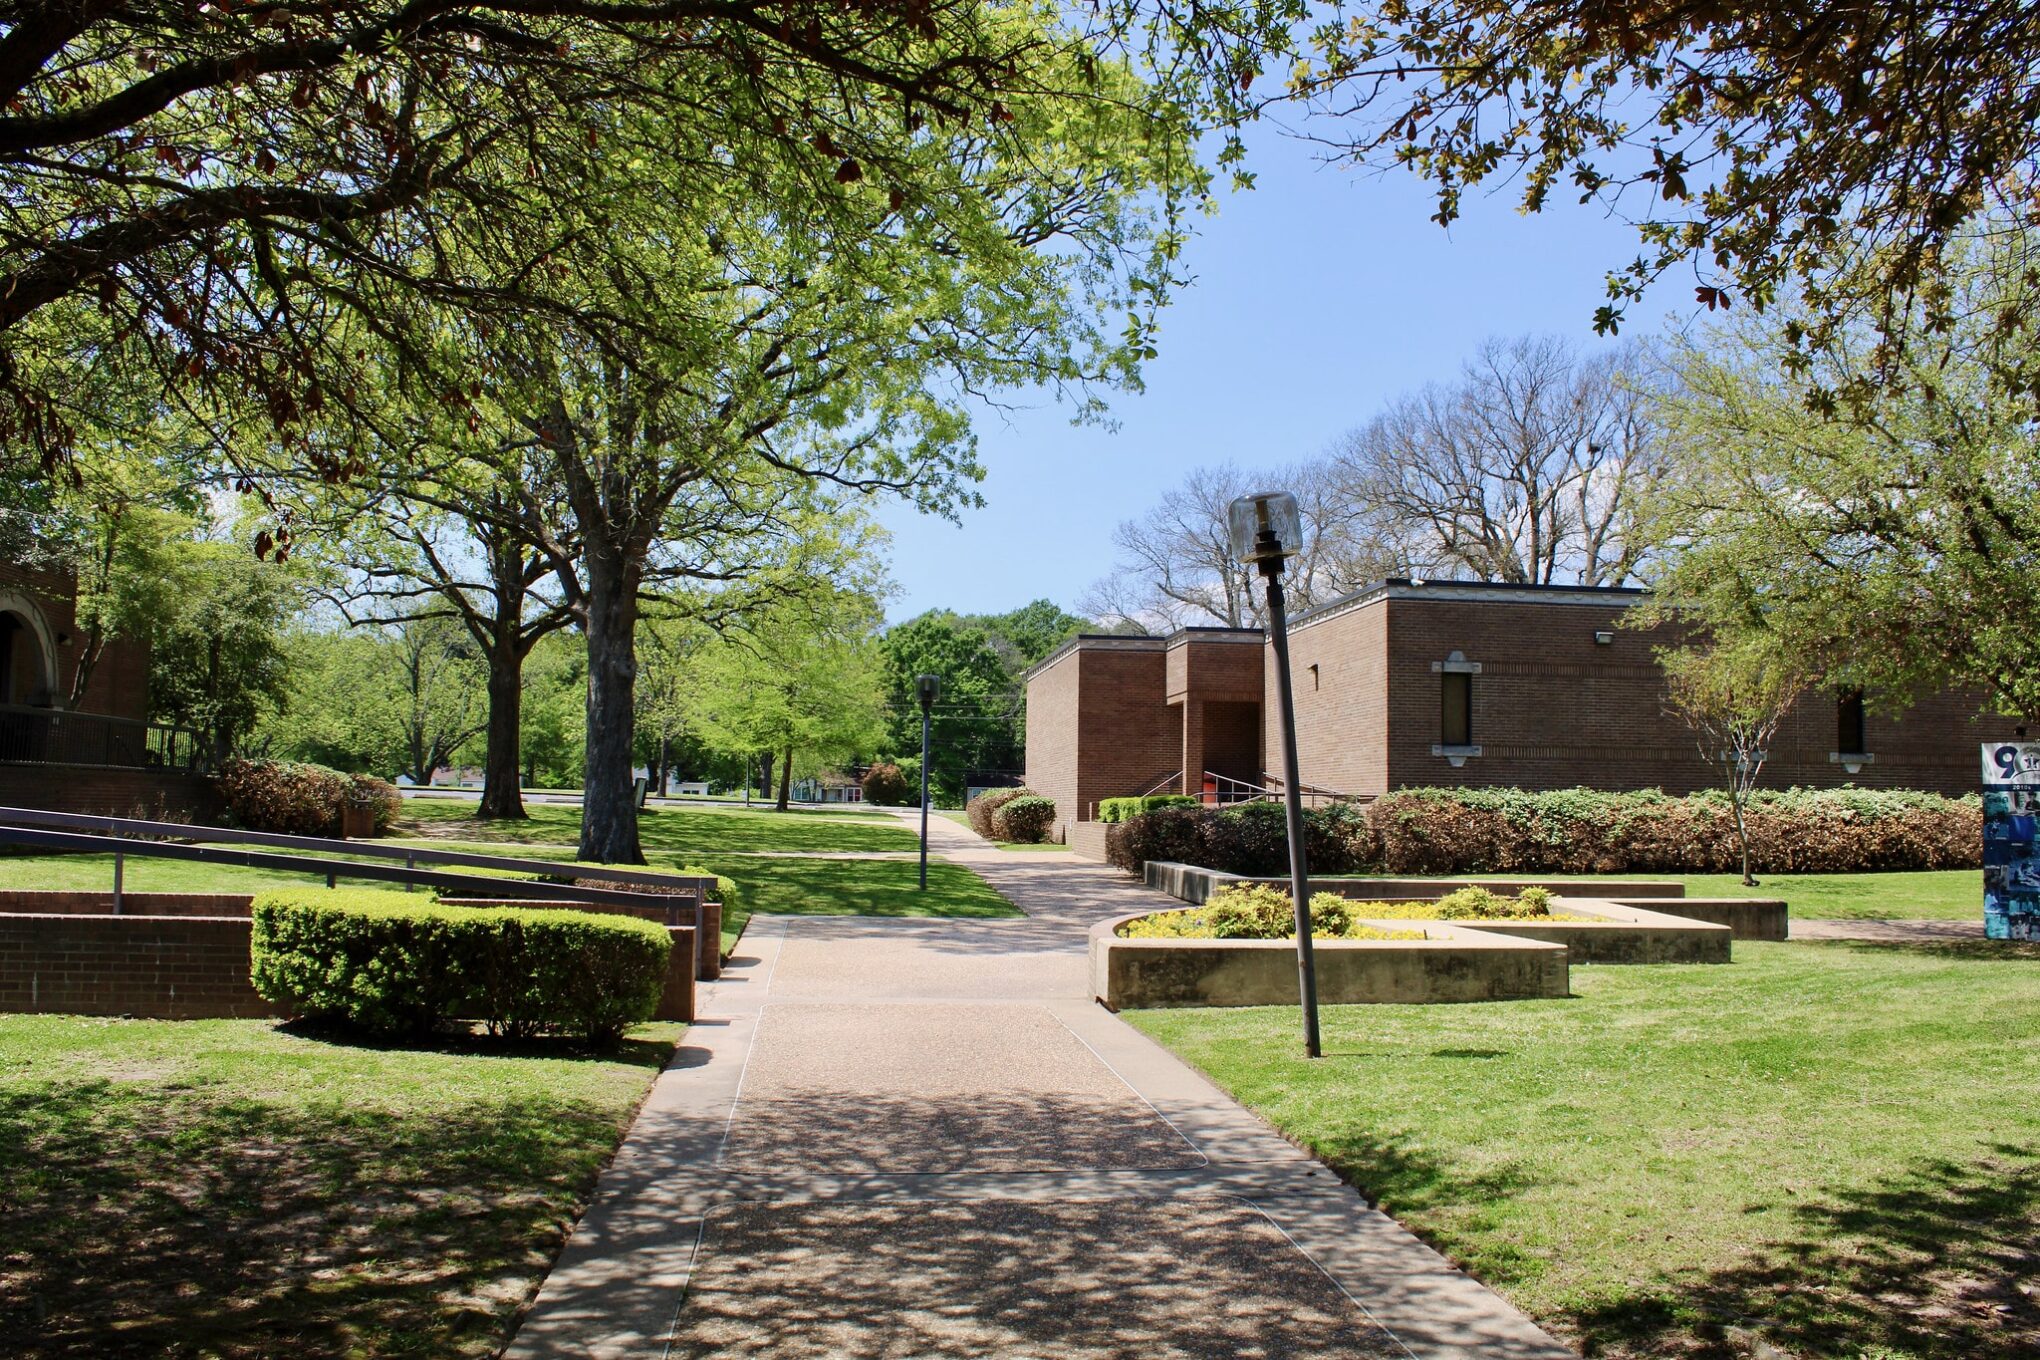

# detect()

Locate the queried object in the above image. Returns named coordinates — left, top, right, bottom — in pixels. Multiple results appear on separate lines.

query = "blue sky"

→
left=876, top=120, right=1689, bottom=623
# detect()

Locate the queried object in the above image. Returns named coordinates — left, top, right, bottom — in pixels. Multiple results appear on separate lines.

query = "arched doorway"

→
left=0, top=593, right=59, bottom=708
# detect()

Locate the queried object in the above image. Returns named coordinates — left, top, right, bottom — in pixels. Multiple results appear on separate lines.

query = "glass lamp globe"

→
left=1227, top=491, right=1303, bottom=563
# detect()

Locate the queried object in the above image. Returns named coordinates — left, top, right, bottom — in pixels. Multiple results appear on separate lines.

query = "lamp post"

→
left=916, top=672, right=940, bottom=890
left=1228, top=491, right=1321, bottom=1059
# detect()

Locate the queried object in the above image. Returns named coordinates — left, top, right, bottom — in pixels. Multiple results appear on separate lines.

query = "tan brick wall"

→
left=1075, top=647, right=1178, bottom=820
left=1380, top=594, right=1991, bottom=796
left=1276, top=599, right=1390, bottom=796
left=1024, top=646, right=1084, bottom=840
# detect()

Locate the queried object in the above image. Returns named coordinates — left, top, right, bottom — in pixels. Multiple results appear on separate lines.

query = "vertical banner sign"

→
left=1981, top=742, right=2040, bottom=941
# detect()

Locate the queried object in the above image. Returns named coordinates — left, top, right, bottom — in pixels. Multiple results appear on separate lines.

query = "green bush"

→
left=967, top=786, right=1031, bottom=837
left=250, top=889, right=671, bottom=1044
left=1368, top=786, right=1980, bottom=875
left=219, top=758, right=398, bottom=837
left=1169, top=884, right=1363, bottom=939
left=1100, top=794, right=1198, bottom=822
left=860, top=763, right=913, bottom=807
left=1106, top=786, right=1980, bottom=877
left=991, top=795, right=1057, bottom=843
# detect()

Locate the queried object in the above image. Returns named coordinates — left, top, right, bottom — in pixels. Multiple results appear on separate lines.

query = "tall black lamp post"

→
left=1228, top=490, right=1321, bottom=1059
left=916, top=672, right=940, bottom=890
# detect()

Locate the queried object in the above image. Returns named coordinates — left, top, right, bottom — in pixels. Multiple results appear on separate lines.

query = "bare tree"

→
left=1328, top=336, right=1660, bottom=586
left=1082, top=461, right=1374, bottom=631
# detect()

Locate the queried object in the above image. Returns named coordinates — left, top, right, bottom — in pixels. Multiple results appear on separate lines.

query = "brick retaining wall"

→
left=0, top=763, right=222, bottom=820
left=0, top=904, right=697, bottom=1024
left=0, top=913, right=275, bottom=1019
left=0, top=890, right=254, bottom=916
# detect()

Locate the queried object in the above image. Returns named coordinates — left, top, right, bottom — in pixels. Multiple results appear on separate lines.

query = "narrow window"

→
left=1441, top=671, right=1472, bottom=748
left=1837, top=689, right=1867, bottom=754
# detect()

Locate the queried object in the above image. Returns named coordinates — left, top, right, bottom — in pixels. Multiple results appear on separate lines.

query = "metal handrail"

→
left=1086, top=769, right=1183, bottom=821
left=0, top=805, right=721, bottom=901
left=1199, top=770, right=1362, bottom=809
left=1136, top=770, right=1185, bottom=798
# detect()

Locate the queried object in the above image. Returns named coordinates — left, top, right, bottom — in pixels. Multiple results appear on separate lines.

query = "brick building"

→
left=0, top=558, right=217, bottom=816
left=1024, top=580, right=1996, bottom=845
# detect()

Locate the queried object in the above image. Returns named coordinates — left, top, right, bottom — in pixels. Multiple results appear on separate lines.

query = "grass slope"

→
left=0, top=852, right=393, bottom=895
left=1130, top=940, right=2040, bottom=1360
left=398, top=800, right=920, bottom=854
left=0, top=1015, right=677, bottom=1359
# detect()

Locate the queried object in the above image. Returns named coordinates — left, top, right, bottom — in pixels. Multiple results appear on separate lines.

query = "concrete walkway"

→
left=506, top=812, right=1574, bottom=1360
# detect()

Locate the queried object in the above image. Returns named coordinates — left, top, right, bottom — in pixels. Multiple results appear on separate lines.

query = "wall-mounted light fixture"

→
left=1594, top=630, right=1615, bottom=645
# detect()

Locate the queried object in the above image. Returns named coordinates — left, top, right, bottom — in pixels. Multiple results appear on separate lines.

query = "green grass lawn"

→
left=398, top=799, right=919, bottom=854
left=0, top=1014, right=677, bottom=1359
left=1669, top=869, right=1978, bottom=920
left=1130, top=940, right=2040, bottom=1360
left=0, top=851, right=398, bottom=895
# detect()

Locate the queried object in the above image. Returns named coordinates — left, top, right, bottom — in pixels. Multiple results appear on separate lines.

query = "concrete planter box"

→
left=1608, top=896, right=1789, bottom=941
left=1450, top=899, right=1732, bottom=964
left=1140, top=862, right=1786, bottom=943
left=1090, top=910, right=1568, bottom=1010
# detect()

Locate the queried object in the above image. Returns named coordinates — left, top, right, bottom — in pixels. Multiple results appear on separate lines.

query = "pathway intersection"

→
left=507, top=811, right=1573, bottom=1359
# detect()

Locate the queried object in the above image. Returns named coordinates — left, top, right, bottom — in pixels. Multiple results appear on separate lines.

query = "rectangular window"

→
left=1837, top=689, right=1867, bottom=753
left=1441, top=671, right=1472, bottom=748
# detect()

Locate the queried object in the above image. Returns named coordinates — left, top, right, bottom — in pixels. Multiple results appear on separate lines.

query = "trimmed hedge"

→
left=218, top=758, right=400, bottom=837
left=1107, top=787, right=1982, bottom=877
left=861, top=763, right=912, bottom=807
left=249, top=889, right=670, bottom=1044
left=1098, top=794, right=1199, bottom=823
left=991, top=795, right=1057, bottom=843
left=1108, top=800, right=1370, bottom=876
left=966, top=786, right=1032, bottom=837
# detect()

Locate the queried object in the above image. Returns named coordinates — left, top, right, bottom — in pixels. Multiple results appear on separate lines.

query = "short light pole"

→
left=916, top=672, right=940, bottom=890
left=1229, top=490, right=1321, bottom=1059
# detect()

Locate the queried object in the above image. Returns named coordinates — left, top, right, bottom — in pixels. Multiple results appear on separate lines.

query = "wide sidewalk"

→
left=506, top=811, right=1574, bottom=1359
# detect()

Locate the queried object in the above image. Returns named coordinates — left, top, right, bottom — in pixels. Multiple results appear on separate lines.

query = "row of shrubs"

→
left=218, top=758, right=402, bottom=837
left=965, top=786, right=1057, bottom=843
left=1108, top=786, right=1983, bottom=877
left=250, top=889, right=671, bottom=1044
left=1098, top=794, right=1198, bottom=823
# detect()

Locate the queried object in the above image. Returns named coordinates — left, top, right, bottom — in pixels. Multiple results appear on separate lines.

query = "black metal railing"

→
left=0, top=705, right=202, bottom=770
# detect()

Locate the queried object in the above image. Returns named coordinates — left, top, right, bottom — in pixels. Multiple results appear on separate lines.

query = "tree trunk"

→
left=657, top=734, right=670, bottom=797
left=776, top=743, right=793, bottom=811
left=578, top=546, right=644, bottom=864
left=477, top=645, right=528, bottom=820
left=758, top=750, right=774, bottom=807
left=1729, top=776, right=1757, bottom=887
